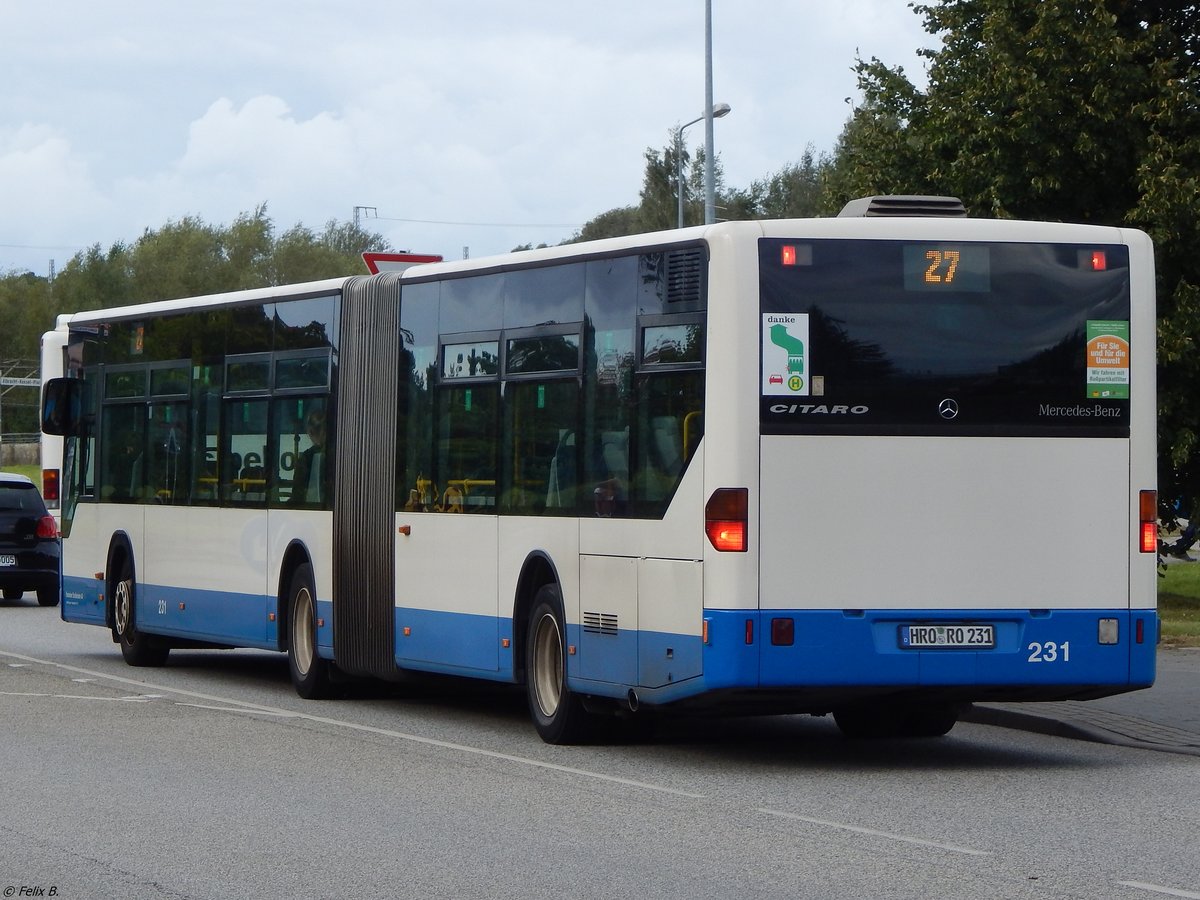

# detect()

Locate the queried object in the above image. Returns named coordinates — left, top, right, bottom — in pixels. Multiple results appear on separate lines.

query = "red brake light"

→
left=1091, top=250, right=1107, bottom=271
left=706, top=488, right=748, bottom=552
left=42, top=468, right=60, bottom=503
left=1140, top=490, right=1157, bottom=553
left=781, top=245, right=798, bottom=266
left=36, top=514, right=59, bottom=540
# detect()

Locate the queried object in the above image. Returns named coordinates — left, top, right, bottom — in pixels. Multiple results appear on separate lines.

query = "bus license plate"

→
left=0, top=555, right=15, bottom=566
left=901, top=624, right=994, bottom=649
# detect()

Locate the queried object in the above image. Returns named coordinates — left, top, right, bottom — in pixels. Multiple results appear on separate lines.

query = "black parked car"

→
left=0, top=472, right=60, bottom=607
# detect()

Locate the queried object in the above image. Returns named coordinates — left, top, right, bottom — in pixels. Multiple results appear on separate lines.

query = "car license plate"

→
left=0, top=555, right=15, bottom=567
left=900, top=623, right=994, bottom=649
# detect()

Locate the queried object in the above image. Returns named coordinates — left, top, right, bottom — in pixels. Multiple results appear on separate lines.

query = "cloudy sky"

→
left=2, top=1, right=933, bottom=279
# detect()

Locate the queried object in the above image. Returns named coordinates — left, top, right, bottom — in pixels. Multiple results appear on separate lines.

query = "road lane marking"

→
left=0, top=690, right=159, bottom=702
left=757, top=807, right=991, bottom=856
left=1119, top=883, right=1200, bottom=899
left=0, top=649, right=705, bottom=800
left=177, top=702, right=301, bottom=717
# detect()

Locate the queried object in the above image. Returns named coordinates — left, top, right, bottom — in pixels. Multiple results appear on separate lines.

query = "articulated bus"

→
left=41, top=196, right=1157, bottom=742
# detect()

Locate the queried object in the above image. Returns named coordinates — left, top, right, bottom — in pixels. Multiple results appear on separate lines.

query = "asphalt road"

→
left=2, top=603, right=1199, bottom=900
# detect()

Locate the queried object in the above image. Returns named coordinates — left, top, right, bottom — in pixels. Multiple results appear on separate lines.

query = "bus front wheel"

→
left=287, top=563, right=332, bottom=699
left=112, top=561, right=169, bottom=667
left=526, top=584, right=591, bottom=744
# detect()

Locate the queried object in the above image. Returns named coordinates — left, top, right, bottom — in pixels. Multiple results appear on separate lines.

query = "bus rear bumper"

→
left=699, top=607, right=1157, bottom=699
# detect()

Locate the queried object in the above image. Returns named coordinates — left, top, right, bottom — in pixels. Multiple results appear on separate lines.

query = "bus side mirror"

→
left=42, top=377, right=83, bottom=436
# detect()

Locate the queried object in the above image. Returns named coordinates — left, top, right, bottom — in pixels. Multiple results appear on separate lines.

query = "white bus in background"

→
left=41, top=196, right=1158, bottom=742
left=39, top=317, right=69, bottom=518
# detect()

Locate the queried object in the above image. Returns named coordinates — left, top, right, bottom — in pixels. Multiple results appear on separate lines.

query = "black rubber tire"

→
left=525, top=583, right=592, bottom=744
left=834, top=703, right=958, bottom=739
left=36, top=585, right=59, bottom=607
left=287, top=563, right=332, bottom=699
left=833, top=705, right=901, bottom=739
left=113, top=560, right=169, bottom=667
left=898, top=703, right=959, bottom=738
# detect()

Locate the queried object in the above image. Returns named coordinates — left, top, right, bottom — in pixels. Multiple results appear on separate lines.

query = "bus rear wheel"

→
left=833, top=702, right=958, bottom=739
left=287, top=563, right=332, bottom=699
left=112, top=561, right=169, bottom=667
left=526, top=584, right=591, bottom=744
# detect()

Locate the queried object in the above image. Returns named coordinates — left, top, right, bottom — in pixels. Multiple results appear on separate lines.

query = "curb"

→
left=963, top=703, right=1200, bottom=757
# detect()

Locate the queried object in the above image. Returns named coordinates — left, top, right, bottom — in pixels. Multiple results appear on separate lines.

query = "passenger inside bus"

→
left=289, top=409, right=326, bottom=506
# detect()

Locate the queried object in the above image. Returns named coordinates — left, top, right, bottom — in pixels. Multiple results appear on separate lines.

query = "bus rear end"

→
left=714, top=214, right=1156, bottom=736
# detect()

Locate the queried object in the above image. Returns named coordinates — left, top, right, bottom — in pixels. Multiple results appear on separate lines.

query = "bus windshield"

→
left=759, top=239, right=1132, bottom=437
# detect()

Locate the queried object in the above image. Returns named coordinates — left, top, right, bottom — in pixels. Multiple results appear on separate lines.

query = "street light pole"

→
left=675, top=103, right=731, bottom=229
left=704, top=0, right=717, bottom=224
left=676, top=114, right=703, bottom=229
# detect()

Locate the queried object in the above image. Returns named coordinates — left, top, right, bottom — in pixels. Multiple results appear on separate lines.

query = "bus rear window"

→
left=759, top=239, right=1132, bottom=437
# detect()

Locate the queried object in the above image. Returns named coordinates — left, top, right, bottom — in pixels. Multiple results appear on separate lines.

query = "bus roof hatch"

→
left=837, top=195, right=968, bottom=218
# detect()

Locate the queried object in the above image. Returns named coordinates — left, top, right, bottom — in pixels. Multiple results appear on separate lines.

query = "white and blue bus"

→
left=41, top=196, right=1158, bottom=742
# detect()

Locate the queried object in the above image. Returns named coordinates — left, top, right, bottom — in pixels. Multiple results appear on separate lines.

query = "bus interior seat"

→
left=601, top=429, right=630, bottom=502
left=546, top=430, right=576, bottom=508
left=442, top=484, right=464, bottom=513
left=650, top=416, right=682, bottom=476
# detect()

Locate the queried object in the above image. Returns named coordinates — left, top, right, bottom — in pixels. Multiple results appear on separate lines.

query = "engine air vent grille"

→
left=666, top=248, right=705, bottom=305
left=583, top=611, right=619, bottom=635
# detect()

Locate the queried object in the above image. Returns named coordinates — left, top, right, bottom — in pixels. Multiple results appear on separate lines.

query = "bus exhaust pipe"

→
left=627, top=690, right=639, bottom=713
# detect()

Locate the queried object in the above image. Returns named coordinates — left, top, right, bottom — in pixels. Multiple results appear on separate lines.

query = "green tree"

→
left=750, top=147, right=831, bottom=219
left=45, top=209, right=388, bottom=313
left=0, top=272, right=55, bottom=431
left=570, top=206, right=641, bottom=242
left=833, top=0, right=1200, bottom=514
left=51, top=242, right=133, bottom=314
left=572, top=139, right=748, bottom=240
left=268, top=221, right=376, bottom=284
left=638, top=144, right=683, bottom=232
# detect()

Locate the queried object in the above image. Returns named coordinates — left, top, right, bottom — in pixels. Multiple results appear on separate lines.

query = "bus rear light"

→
left=771, top=618, right=795, bottom=646
left=706, top=488, right=748, bottom=552
left=42, top=468, right=60, bottom=504
left=1139, top=490, right=1157, bottom=553
left=1141, top=522, right=1157, bottom=553
left=745, top=619, right=754, bottom=644
left=1136, top=618, right=1145, bottom=644
left=1091, top=250, right=1107, bottom=271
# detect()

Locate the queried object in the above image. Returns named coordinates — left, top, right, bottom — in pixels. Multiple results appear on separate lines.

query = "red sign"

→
left=362, top=252, right=443, bottom=274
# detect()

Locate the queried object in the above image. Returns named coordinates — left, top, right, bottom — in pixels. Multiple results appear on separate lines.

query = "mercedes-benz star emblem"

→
left=938, top=398, right=960, bottom=420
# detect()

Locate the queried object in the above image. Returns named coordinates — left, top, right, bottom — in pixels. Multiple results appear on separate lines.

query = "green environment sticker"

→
left=1086, top=320, right=1130, bottom=399
left=762, top=313, right=809, bottom=396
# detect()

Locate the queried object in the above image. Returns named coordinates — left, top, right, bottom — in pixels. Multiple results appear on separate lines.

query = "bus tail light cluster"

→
left=706, top=488, right=748, bottom=552
left=42, top=468, right=60, bottom=507
left=1139, top=490, right=1157, bottom=554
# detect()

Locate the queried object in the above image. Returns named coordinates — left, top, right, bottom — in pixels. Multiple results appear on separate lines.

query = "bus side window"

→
left=633, top=371, right=704, bottom=508
left=147, top=402, right=189, bottom=504
left=224, top=399, right=269, bottom=505
left=272, top=397, right=329, bottom=508
left=503, top=379, right=577, bottom=515
left=99, top=405, right=145, bottom=504
left=191, top=365, right=222, bottom=505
